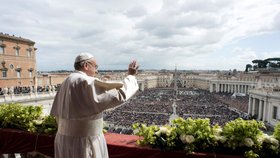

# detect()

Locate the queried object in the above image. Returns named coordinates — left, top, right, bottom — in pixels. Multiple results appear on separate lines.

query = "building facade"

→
left=248, top=88, right=280, bottom=126
left=0, top=33, right=37, bottom=89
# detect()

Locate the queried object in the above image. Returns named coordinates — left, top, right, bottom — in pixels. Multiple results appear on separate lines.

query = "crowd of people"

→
left=104, top=88, right=249, bottom=134
left=13, top=86, right=32, bottom=94
left=0, top=86, right=32, bottom=95
left=213, top=92, right=249, bottom=113
left=0, top=85, right=60, bottom=95
left=1, top=84, right=249, bottom=135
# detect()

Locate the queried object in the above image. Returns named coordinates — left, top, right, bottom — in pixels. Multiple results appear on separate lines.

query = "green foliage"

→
left=245, top=64, right=252, bottom=72
left=0, top=103, right=57, bottom=134
left=133, top=117, right=280, bottom=158
left=132, top=123, right=178, bottom=151
left=34, top=115, right=57, bottom=134
left=222, top=118, right=266, bottom=157
left=0, top=103, right=42, bottom=132
left=273, top=123, right=280, bottom=141
left=248, top=57, right=280, bottom=71
left=222, top=118, right=264, bottom=149
left=172, top=117, right=217, bottom=153
left=244, top=150, right=259, bottom=158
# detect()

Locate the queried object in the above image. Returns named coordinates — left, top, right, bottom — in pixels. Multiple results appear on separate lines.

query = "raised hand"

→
left=128, top=60, right=139, bottom=75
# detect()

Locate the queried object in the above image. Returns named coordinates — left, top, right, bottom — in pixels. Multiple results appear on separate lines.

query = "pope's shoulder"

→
left=65, top=71, right=96, bottom=84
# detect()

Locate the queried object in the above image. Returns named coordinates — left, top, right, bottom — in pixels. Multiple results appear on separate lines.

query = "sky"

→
left=1, top=0, right=280, bottom=71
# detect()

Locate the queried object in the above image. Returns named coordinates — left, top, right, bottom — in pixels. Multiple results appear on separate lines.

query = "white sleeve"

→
left=119, top=75, right=139, bottom=101
left=92, top=75, right=139, bottom=112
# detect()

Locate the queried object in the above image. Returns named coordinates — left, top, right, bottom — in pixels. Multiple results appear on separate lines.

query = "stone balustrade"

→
left=0, top=86, right=56, bottom=104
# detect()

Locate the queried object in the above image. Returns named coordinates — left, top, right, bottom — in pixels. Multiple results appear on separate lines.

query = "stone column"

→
left=266, top=101, right=271, bottom=123
left=225, top=84, right=227, bottom=92
left=227, top=84, right=229, bottom=93
left=248, top=96, right=252, bottom=114
left=213, top=83, right=217, bottom=92
left=255, top=99, right=260, bottom=119
left=258, top=100, right=263, bottom=120
left=226, top=84, right=228, bottom=93
left=210, top=83, right=213, bottom=93
left=252, top=98, right=256, bottom=116
left=263, top=101, right=267, bottom=122
left=237, top=84, right=239, bottom=93
left=262, top=100, right=267, bottom=122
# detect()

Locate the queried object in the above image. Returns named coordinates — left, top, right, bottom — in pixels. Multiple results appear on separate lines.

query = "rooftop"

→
left=0, top=32, right=35, bottom=45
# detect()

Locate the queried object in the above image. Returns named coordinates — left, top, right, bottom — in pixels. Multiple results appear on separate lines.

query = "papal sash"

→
left=57, top=118, right=103, bottom=137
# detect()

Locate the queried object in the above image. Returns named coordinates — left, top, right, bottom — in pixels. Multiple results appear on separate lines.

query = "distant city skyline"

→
left=1, top=0, right=280, bottom=71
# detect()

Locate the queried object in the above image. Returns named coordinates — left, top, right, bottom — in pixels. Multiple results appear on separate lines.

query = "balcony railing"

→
left=0, top=128, right=243, bottom=158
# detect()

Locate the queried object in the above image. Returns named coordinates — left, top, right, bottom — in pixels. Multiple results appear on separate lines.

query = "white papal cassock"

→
left=50, top=71, right=139, bottom=158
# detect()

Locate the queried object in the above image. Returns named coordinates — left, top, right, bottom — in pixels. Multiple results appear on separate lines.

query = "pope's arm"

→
left=91, top=75, right=139, bottom=113
left=91, top=60, right=139, bottom=113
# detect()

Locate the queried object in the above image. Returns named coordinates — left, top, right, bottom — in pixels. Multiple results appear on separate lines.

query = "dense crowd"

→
left=13, top=86, right=32, bottom=94
left=213, top=92, right=249, bottom=113
left=0, top=85, right=60, bottom=95
left=104, top=88, right=249, bottom=134
left=1, top=85, right=249, bottom=135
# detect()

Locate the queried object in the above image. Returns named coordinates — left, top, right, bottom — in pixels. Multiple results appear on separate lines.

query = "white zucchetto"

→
left=75, top=53, right=94, bottom=63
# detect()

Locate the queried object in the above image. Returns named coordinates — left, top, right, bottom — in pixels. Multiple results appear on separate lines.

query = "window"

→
left=2, top=70, right=7, bottom=78
left=0, top=42, right=5, bottom=54
left=28, top=68, right=33, bottom=78
left=16, top=71, right=21, bottom=78
left=14, top=45, right=20, bottom=56
left=28, top=50, right=31, bottom=57
left=15, top=68, right=21, bottom=78
left=15, top=49, right=19, bottom=56
left=273, top=106, right=278, bottom=119
left=0, top=46, right=4, bottom=54
left=29, top=71, right=32, bottom=77
left=27, top=48, right=32, bottom=57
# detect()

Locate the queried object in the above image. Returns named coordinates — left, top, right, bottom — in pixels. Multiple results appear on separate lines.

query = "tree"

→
left=245, top=64, right=252, bottom=72
left=264, top=58, right=280, bottom=68
left=252, top=59, right=269, bottom=69
left=232, top=69, right=237, bottom=75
